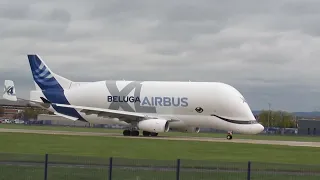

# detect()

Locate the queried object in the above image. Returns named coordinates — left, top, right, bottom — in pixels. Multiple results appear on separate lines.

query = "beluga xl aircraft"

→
left=3, top=54, right=264, bottom=140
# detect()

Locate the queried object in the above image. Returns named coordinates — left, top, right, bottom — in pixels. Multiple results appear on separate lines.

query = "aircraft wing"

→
left=52, top=103, right=173, bottom=123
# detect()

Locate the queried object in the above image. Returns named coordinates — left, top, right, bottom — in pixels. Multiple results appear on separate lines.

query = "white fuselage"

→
left=31, top=80, right=264, bottom=134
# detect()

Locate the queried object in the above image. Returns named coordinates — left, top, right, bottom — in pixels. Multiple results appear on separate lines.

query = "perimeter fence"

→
left=0, top=153, right=319, bottom=180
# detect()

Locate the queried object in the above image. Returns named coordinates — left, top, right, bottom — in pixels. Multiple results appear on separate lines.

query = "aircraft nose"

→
left=256, top=123, right=264, bottom=133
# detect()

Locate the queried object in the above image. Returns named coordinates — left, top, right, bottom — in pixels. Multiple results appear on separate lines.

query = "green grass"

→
left=0, top=124, right=121, bottom=133
left=1, top=124, right=320, bottom=142
left=0, top=132, right=320, bottom=180
left=0, top=132, right=319, bottom=165
left=1, top=165, right=319, bottom=180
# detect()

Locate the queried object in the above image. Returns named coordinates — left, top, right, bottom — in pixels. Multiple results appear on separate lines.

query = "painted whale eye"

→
left=195, top=107, right=203, bottom=113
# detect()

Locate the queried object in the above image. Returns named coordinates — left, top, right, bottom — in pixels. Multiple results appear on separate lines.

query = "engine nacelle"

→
left=170, top=127, right=200, bottom=133
left=137, top=119, right=170, bottom=133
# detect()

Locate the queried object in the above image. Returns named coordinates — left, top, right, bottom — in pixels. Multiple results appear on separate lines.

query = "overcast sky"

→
left=1, top=0, right=320, bottom=112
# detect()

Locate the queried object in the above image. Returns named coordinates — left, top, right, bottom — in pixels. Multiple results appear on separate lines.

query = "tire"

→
left=123, top=130, right=131, bottom=136
left=131, top=130, right=139, bottom=136
left=227, top=135, right=232, bottom=140
left=143, top=131, right=151, bottom=136
left=150, top=132, right=158, bottom=137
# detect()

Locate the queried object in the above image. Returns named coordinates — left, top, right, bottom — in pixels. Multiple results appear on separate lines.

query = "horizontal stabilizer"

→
left=40, top=97, right=51, bottom=104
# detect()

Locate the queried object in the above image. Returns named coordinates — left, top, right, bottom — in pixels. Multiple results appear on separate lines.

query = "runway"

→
left=1, top=128, right=320, bottom=148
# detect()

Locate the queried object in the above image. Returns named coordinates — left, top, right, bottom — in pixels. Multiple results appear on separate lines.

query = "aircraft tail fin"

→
left=27, top=54, right=72, bottom=91
left=3, top=80, right=17, bottom=101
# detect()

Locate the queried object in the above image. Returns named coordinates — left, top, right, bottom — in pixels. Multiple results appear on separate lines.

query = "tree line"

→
left=0, top=105, right=53, bottom=120
left=0, top=107, right=4, bottom=117
left=257, top=110, right=297, bottom=128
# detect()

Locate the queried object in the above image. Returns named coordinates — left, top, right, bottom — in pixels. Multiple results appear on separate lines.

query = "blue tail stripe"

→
left=34, top=78, right=57, bottom=83
left=28, top=55, right=63, bottom=90
left=34, top=67, right=47, bottom=75
left=35, top=68, right=50, bottom=77
left=34, top=79, right=59, bottom=85
left=33, top=71, right=52, bottom=80
left=28, top=54, right=85, bottom=121
left=33, top=75, right=55, bottom=81
left=33, top=57, right=48, bottom=74
left=34, top=64, right=47, bottom=74
left=33, top=77, right=57, bottom=84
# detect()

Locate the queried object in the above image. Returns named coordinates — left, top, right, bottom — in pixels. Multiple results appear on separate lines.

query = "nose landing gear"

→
left=226, top=131, right=233, bottom=140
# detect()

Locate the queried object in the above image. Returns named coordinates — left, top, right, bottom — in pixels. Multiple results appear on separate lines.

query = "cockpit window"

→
left=240, top=96, right=247, bottom=103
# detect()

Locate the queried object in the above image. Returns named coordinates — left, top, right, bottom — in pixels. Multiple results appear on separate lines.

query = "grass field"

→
left=1, top=124, right=320, bottom=142
left=0, top=132, right=319, bottom=164
left=1, top=165, right=320, bottom=180
left=0, top=131, right=320, bottom=180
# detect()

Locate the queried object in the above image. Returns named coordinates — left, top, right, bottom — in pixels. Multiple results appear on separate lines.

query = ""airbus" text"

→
left=107, top=96, right=188, bottom=107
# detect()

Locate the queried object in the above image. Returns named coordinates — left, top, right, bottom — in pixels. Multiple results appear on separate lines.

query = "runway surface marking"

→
left=1, top=128, right=320, bottom=147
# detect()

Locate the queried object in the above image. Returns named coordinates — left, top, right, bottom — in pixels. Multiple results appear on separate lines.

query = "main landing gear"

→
left=123, top=129, right=139, bottom=136
left=142, top=131, right=158, bottom=137
left=122, top=130, right=158, bottom=137
left=226, top=131, right=233, bottom=140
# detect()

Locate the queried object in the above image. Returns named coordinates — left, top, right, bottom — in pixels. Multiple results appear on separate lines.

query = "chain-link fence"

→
left=0, top=152, right=319, bottom=180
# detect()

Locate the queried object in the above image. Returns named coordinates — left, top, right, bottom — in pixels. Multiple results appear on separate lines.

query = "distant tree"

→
left=13, top=112, right=23, bottom=119
left=0, top=107, right=4, bottom=117
left=22, top=107, right=43, bottom=120
left=258, top=110, right=295, bottom=128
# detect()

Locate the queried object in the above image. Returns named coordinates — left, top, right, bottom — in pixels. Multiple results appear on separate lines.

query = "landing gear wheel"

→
left=150, top=132, right=158, bottom=137
left=143, top=131, right=151, bottom=136
left=123, top=130, right=131, bottom=136
left=131, top=130, right=139, bottom=136
left=226, top=131, right=233, bottom=140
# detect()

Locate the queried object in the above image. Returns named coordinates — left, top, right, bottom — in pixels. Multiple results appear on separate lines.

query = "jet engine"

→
left=170, top=127, right=200, bottom=133
left=137, top=119, right=170, bottom=133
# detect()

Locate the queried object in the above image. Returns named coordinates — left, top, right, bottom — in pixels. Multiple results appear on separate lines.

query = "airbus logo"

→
left=4, top=86, right=15, bottom=95
left=107, top=96, right=188, bottom=107
left=106, top=81, right=156, bottom=113
left=105, top=81, right=189, bottom=113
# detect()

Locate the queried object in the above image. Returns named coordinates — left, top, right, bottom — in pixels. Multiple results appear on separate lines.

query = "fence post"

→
left=108, top=157, right=113, bottom=180
left=247, top=161, right=251, bottom=180
left=176, top=159, right=180, bottom=180
left=44, top=154, right=48, bottom=180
